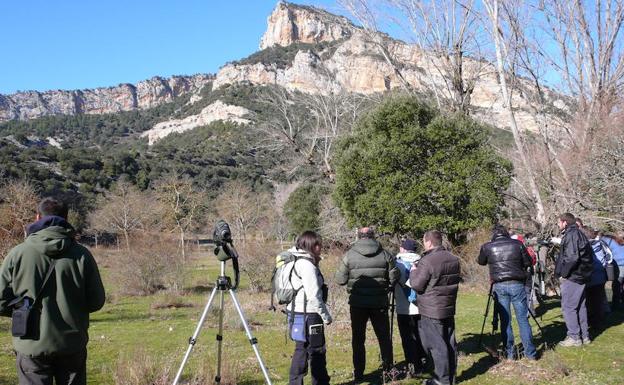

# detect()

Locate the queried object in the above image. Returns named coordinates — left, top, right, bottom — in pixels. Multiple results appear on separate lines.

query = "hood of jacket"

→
left=397, top=252, right=421, bottom=264
left=25, top=226, right=75, bottom=258
left=287, top=247, right=317, bottom=264
left=351, top=238, right=383, bottom=257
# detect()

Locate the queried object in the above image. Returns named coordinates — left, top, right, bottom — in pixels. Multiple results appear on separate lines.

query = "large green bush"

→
left=333, top=96, right=512, bottom=242
left=284, top=184, right=330, bottom=237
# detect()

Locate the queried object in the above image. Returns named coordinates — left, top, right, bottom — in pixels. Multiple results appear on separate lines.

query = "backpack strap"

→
left=33, top=260, right=56, bottom=309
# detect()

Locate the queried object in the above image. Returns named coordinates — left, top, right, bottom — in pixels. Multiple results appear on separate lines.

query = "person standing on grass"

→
left=580, top=226, right=609, bottom=331
left=478, top=224, right=537, bottom=360
left=555, top=213, right=593, bottom=347
left=335, top=227, right=399, bottom=382
left=286, top=231, right=332, bottom=385
left=394, top=238, right=427, bottom=378
left=0, top=197, right=106, bottom=385
left=410, top=230, right=460, bottom=385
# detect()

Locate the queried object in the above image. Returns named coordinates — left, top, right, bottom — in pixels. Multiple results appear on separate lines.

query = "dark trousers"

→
left=418, top=316, right=457, bottom=385
left=16, top=348, right=87, bottom=385
left=586, top=284, right=606, bottom=330
left=612, top=264, right=624, bottom=308
left=396, top=314, right=425, bottom=369
left=350, top=306, right=393, bottom=376
left=560, top=279, right=589, bottom=341
left=289, top=313, right=330, bottom=385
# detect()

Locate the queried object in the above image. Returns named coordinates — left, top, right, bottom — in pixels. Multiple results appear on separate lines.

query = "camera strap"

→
left=33, top=260, right=57, bottom=309
left=9, top=259, right=56, bottom=310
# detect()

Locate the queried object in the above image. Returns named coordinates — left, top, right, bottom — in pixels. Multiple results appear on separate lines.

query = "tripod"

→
left=478, top=282, right=545, bottom=356
left=171, top=261, right=273, bottom=385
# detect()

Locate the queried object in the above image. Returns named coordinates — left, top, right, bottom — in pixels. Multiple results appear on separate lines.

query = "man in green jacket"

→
left=335, top=227, right=399, bottom=382
left=0, top=197, right=106, bottom=385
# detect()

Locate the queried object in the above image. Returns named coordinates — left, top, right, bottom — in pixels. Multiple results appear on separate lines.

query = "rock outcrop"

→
left=141, top=100, right=252, bottom=145
left=260, top=1, right=354, bottom=50
left=0, top=74, right=213, bottom=122
left=217, top=1, right=566, bottom=132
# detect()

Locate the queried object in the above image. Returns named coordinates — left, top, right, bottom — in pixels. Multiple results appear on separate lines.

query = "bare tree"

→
left=0, top=179, right=39, bottom=238
left=481, top=0, right=547, bottom=227
left=214, top=181, right=272, bottom=243
left=541, top=0, right=624, bottom=147
left=154, top=174, right=205, bottom=261
left=89, top=181, right=151, bottom=250
left=388, top=0, right=490, bottom=113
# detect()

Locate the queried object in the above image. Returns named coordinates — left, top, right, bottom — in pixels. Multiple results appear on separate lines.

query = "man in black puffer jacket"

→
left=478, top=224, right=536, bottom=360
left=336, top=227, right=399, bottom=381
left=554, top=213, right=593, bottom=347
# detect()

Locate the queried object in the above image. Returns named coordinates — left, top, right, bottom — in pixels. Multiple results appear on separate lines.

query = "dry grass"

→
left=455, top=228, right=491, bottom=290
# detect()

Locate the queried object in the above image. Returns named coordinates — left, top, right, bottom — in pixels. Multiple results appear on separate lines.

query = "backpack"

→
left=270, top=251, right=303, bottom=310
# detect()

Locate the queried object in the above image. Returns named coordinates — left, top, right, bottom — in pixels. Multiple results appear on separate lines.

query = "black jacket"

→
left=335, top=239, right=400, bottom=308
left=410, top=246, right=460, bottom=319
left=555, top=223, right=593, bottom=284
left=478, top=233, right=532, bottom=283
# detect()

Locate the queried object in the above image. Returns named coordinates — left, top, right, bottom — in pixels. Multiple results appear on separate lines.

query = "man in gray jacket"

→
left=335, top=227, right=400, bottom=381
left=410, top=230, right=460, bottom=385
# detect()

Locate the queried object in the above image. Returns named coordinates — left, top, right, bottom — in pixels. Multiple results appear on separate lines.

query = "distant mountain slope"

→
left=0, top=74, right=213, bottom=122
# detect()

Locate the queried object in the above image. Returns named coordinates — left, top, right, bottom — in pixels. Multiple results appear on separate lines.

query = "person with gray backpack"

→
left=272, top=231, right=332, bottom=385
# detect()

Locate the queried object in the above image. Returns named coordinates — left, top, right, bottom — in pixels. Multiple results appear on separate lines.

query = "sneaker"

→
left=582, top=338, right=592, bottom=345
left=558, top=336, right=582, bottom=347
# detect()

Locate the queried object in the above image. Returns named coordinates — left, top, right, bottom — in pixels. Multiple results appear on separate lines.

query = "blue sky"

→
left=0, top=0, right=341, bottom=94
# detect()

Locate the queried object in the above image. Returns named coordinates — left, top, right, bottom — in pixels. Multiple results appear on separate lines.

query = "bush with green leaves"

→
left=284, top=184, right=330, bottom=237
left=333, top=96, right=512, bottom=242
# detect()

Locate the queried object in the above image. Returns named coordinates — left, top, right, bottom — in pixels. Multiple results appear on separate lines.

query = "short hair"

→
left=296, top=231, right=323, bottom=255
left=559, top=213, right=576, bottom=226
left=492, top=224, right=509, bottom=237
left=38, top=197, right=68, bottom=219
left=424, top=230, right=443, bottom=247
left=357, top=227, right=375, bottom=239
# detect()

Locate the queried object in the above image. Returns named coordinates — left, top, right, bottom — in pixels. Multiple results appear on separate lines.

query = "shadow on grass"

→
left=186, top=284, right=215, bottom=294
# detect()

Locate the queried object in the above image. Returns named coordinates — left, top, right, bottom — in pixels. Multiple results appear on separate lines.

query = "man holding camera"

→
left=0, top=197, right=106, bottom=385
left=335, top=227, right=399, bottom=382
left=555, top=213, right=593, bottom=346
left=478, top=224, right=537, bottom=360
left=410, top=230, right=460, bottom=385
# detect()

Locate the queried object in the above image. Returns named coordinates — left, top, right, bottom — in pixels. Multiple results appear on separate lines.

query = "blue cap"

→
left=401, top=239, right=416, bottom=251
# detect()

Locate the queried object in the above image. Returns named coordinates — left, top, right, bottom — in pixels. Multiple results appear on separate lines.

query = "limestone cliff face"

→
left=218, top=2, right=566, bottom=132
left=260, top=1, right=353, bottom=50
left=141, top=101, right=252, bottom=145
left=0, top=74, right=213, bottom=122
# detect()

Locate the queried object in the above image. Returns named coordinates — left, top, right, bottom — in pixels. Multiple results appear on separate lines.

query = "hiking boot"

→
left=558, top=336, right=582, bottom=347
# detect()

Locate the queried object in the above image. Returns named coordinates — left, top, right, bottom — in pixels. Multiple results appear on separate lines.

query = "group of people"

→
left=286, top=212, right=624, bottom=385
left=286, top=227, right=460, bottom=385
left=1, top=195, right=623, bottom=385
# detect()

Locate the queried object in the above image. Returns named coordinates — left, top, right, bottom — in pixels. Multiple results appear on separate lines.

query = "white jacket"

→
left=286, top=248, right=332, bottom=324
left=394, top=252, right=420, bottom=315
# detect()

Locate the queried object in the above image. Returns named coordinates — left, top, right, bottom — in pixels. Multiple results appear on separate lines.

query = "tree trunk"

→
left=485, top=0, right=547, bottom=228
left=179, top=228, right=186, bottom=261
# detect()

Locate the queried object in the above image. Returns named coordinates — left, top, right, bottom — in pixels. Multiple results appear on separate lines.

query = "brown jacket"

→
left=410, top=246, right=460, bottom=319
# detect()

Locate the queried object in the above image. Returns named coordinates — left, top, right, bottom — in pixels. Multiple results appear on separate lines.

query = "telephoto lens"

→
left=214, top=220, right=232, bottom=245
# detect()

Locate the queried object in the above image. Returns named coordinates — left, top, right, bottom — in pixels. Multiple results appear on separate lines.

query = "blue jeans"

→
left=493, top=281, right=536, bottom=359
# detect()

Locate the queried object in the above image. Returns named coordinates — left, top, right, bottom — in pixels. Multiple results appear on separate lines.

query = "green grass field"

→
left=1, top=254, right=623, bottom=385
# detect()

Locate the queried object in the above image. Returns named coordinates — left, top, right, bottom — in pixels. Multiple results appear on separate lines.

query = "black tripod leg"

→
left=478, top=283, right=494, bottom=347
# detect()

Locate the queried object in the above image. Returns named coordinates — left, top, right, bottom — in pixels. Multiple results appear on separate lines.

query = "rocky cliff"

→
left=217, top=1, right=566, bottom=132
left=0, top=74, right=213, bottom=122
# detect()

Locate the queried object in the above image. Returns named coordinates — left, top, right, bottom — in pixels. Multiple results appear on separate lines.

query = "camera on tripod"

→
left=172, top=220, right=273, bottom=385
